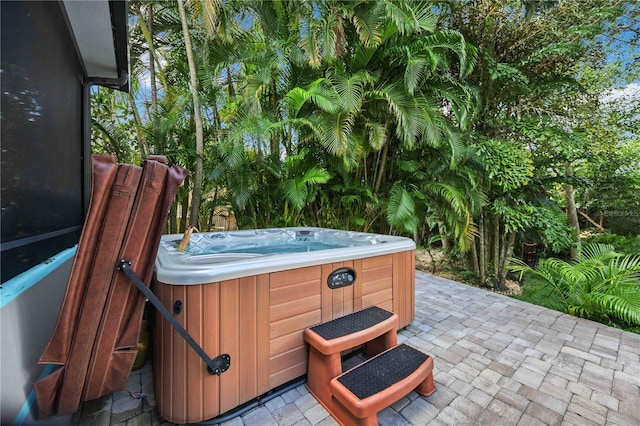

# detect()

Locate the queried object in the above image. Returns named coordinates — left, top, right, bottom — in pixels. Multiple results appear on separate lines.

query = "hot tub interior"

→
left=163, top=228, right=386, bottom=256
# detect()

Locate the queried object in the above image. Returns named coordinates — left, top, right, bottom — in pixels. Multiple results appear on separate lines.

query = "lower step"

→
left=329, top=344, right=436, bottom=421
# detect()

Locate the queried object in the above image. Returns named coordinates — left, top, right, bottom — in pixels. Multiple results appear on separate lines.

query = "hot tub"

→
left=153, top=227, right=416, bottom=423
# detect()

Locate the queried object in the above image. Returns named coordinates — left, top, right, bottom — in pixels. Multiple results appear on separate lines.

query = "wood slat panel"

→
left=270, top=294, right=321, bottom=322
left=186, top=285, right=204, bottom=422
left=171, top=285, right=188, bottom=424
left=220, top=279, right=240, bottom=413
left=270, top=310, right=321, bottom=339
left=332, top=261, right=355, bottom=318
left=238, top=276, right=258, bottom=407
left=353, top=259, right=363, bottom=312
left=344, top=260, right=355, bottom=312
left=269, top=266, right=321, bottom=288
left=202, top=282, right=220, bottom=421
left=361, top=255, right=392, bottom=269
left=321, top=264, right=334, bottom=322
left=155, top=282, right=172, bottom=421
left=362, top=298, right=393, bottom=313
left=393, top=252, right=400, bottom=323
left=342, top=260, right=355, bottom=315
left=270, top=345, right=308, bottom=374
left=360, top=264, right=393, bottom=282
left=392, top=250, right=415, bottom=328
left=362, top=288, right=393, bottom=308
left=269, top=265, right=323, bottom=389
left=409, top=251, right=416, bottom=325
left=256, top=274, right=271, bottom=395
left=269, top=361, right=307, bottom=389
left=270, top=282, right=319, bottom=306
left=270, top=331, right=306, bottom=357
left=404, top=251, right=415, bottom=327
left=362, top=277, right=393, bottom=295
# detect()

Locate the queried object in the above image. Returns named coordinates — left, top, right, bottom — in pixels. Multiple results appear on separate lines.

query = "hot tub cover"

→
left=33, top=155, right=186, bottom=417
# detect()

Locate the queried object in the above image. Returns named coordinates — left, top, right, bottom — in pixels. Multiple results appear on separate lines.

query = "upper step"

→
left=304, top=306, right=398, bottom=355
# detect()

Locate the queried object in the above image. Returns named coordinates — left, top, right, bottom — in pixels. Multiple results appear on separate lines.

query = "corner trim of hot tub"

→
left=154, top=231, right=416, bottom=285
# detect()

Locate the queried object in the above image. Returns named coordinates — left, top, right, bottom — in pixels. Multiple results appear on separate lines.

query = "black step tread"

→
left=335, top=344, right=429, bottom=400
left=308, top=306, right=394, bottom=341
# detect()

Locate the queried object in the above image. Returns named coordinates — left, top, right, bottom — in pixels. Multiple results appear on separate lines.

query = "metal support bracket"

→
left=117, top=259, right=231, bottom=376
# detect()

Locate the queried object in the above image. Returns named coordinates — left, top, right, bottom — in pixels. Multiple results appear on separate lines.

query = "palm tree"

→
left=177, top=0, right=206, bottom=228
left=282, top=2, right=479, bottom=236
left=509, top=244, right=640, bottom=327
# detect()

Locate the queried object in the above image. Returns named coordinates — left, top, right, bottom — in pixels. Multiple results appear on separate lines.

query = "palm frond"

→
left=314, top=112, right=355, bottom=155
left=318, top=13, right=339, bottom=60
left=351, top=4, right=383, bottom=48
left=284, top=78, right=340, bottom=116
left=421, top=30, right=470, bottom=78
left=386, top=182, right=418, bottom=233
left=510, top=245, right=640, bottom=326
left=381, top=0, right=421, bottom=36
left=404, top=53, right=428, bottom=96
left=412, top=2, right=437, bottom=32
left=577, top=243, right=617, bottom=262
left=300, top=18, right=322, bottom=67
left=365, top=121, right=387, bottom=151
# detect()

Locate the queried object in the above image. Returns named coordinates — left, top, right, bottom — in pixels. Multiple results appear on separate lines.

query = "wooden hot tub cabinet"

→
left=153, top=250, right=415, bottom=424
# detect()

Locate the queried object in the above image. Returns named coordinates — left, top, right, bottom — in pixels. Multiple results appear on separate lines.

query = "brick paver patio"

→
left=75, top=271, right=640, bottom=425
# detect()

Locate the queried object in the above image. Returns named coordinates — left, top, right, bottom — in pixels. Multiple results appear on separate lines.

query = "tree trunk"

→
left=478, top=207, right=486, bottom=285
left=599, top=211, right=604, bottom=228
left=374, top=141, right=389, bottom=194
left=578, top=209, right=606, bottom=233
left=492, top=217, right=500, bottom=276
left=177, top=0, right=205, bottom=229
left=178, top=176, right=189, bottom=233
left=168, top=204, right=178, bottom=234
left=498, top=231, right=516, bottom=288
left=226, top=66, right=235, bottom=97
left=564, top=161, right=581, bottom=259
left=147, top=5, right=157, bottom=115
left=270, top=78, right=279, bottom=158
left=136, top=5, right=168, bottom=92
left=469, top=237, right=480, bottom=275
left=127, top=93, right=147, bottom=158
left=180, top=200, right=189, bottom=233
left=438, top=222, right=450, bottom=250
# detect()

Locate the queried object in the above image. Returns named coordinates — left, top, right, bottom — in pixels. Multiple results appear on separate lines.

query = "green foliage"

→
left=584, top=234, right=640, bottom=255
left=94, top=0, right=635, bottom=259
left=513, top=276, right=567, bottom=313
left=509, top=244, right=640, bottom=327
left=578, top=137, right=640, bottom=235
left=475, top=138, right=534, bottom=192
left=281, top=149, right=331, bottom=212
left=530, top=206, right=575, bottom=253
left=386, top=182, right=418, bottom=234
left=491, top=198, right=534, bottom=234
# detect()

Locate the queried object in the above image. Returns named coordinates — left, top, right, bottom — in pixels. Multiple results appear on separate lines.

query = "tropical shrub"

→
left=509, top=244, right=640, bottom=328
left=583, top=234, right=640, bottom=256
